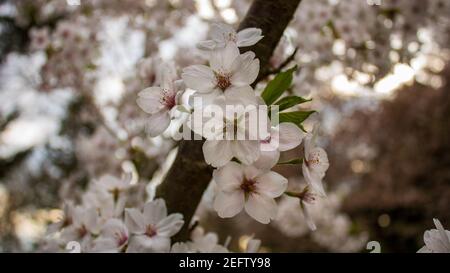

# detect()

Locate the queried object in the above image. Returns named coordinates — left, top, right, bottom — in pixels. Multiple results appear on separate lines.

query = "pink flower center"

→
left=240, top=178, right=257, bottom=195
left=145, top=225, right=157, bottom=237
left=115, top=231, right=128, bottom=247
left=307, top=151, right=321, bottom=166
left=226, top=32, right=237, bottom=43
left=78, top=225, right=88, bottom=238
left=261, top=136, right=272, bottom=144
left=161, top=89, right=176, bottom=110
left=215, top=72, right=231, bottom=91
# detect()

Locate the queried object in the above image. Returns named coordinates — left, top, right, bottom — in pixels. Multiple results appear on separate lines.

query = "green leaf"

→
left=278, top=111, right=316, bottom=127
left=278, top=158, right=303, bottom=165
left=275, top=96, right=312, bottom=112
left=261, top=66, right=297, bottom=105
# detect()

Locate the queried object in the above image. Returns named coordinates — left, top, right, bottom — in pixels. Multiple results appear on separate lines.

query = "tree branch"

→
left=256, top=47, right=299, bottom=84
left=156, top=0, right=303, bottom=242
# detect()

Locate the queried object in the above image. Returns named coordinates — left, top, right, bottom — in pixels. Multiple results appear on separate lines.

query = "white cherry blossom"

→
left=59, top=205, right=101, bottom=243
left=302, top=127, right=329, bottom=197
left=182, top=42, right=259, bottom=103
left=213, top=162, right=288, bottom=224
left=188, top=227, right=229, bottom=253
left=137, top=63, right=183, bottom=137
left=418, top=218, right=450, bottom=253
left=196, top=97, right=263, bottom=167
left=197, top=23, right=263, bottom=51
left=92, top=219, right=129, bottom=253
left=254, top=122, right=305, bottom=170
left=125, top=199, right=184, bottom=253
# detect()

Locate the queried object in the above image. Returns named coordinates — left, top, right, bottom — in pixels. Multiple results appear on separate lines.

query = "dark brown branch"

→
left=156, top=0, right=303, bottom=242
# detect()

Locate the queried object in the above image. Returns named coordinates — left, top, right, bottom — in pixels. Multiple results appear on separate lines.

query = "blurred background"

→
left=0, top=0, right=449, bottom=252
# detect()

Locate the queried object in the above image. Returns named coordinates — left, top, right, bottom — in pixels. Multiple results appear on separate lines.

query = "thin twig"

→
left=255, top=47, right=299, bottom=85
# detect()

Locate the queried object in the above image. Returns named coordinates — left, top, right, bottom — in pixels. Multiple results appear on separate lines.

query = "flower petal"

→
left=253, top=150, right=280, bottom=170
left=196, top=39, right=217, bottom=51
left=308, top=147, right=330, bottom=175
left=244, top=193, right=277, bottom=224
left=156, top=213, right=184, bottom=237
left=203, top=140, right=234, bottom=168
left=256, top=171, right=288, bottom=198
left=125, top=208, right=145, bottom=235
left=224, top=86, right=258, bottom=106
left=211, top=23, right=235, bottom=44
left=277, top=122, right=304, bottom=151
left=301, top=200, right=317, bottom=231
left=231, top=53, right=259, bottom=86
left=101, top=218, right=128, bottom=240
left=236, top=28, right=263, bottom=47
left=209, top=42, right=240, bottom=72
left=145, top=110, right=171, bottom=137
left=143, top=199, right=167, bottom=226
left=231, top=140, right=260, bottom=166
left=182, top=65, right=216, bottom=93
left=213, top=190, right=245, bottom=218
left=302, top=162, right=326, bottom=197
left=127, top=235, right=170, bottom=253
left=213, top=161, right=244, bottom=192
left=137, top=87, right=164, bottom=114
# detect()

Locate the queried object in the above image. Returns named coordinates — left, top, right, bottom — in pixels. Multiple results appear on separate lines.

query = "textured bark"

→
left=156, top=0, right=303, bottom=242
left=238, top=0, right=302, bottom=82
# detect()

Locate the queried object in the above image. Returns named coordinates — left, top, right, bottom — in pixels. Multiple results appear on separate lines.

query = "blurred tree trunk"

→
left=156, top=0, right=303, bottom=242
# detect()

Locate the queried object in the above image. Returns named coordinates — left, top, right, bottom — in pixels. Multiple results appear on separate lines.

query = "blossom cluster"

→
left=136, top=23, right=330, bottom=227
left=42, top=174, right=260, bottom=253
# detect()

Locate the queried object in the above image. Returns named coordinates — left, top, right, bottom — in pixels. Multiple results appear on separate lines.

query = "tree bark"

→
left=156, top=0, right=303, bottom=242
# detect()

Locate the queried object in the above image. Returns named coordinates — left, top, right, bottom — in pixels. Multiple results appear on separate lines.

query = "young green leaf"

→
left=275, top=95, right=312, bottom=112
left=278, top=158, right=303, bottom=165
left=278, top=111, right=315, bottom=127
left=261, top=66, right=297, bottom=105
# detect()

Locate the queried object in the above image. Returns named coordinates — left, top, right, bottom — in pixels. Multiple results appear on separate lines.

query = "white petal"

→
left=213, top=161, right=244, bottom=192
left=213, top=190, right=245, bottom=218
left=433, top=218, right=450, bottom=250
left=83, top=208, right=100, bottom=234
left=159, top=63, right=177, bottom=91
left=145, top=110, right=170, bottom=137
left=136, top=87, right=164, bottom=114
left=277, top=123, right=304, bottom=151
left=308, top=147, right=330, bottom=175
left=243, top=165, right=264, bottom=181
left=236, top=28, right=263, bottom=47
left=203, top=140, right=234, bottom=168
left=171, top=242, right=193, bottom=253
left=92, top=238, right=119, bottom=253
left=211, top=23, right=235, bottom=43
left=256, top=171, right=288, bottom=198
left=196, top=40, right=217, bottom=51
left=156, top=213, right=184, bottom=237
left=143, top=199, right=167, bottom=226
left=244, top=193, right=277, bottom=224
left=189, top=89, right=223, bottom=108
left=231, top=140, right=260, bottom=165
left=101, top=218, right=128, bottom=240
left=301, top=200, right=317, bottom=231
left=302, top=162, right=326, bottom=197
left=209, top=42, right=240, bottom=72
left=127, top=235, right=170, bottom=253
left=182, top=65, right=216, bottom=93
left=224, top=86, right=258, bottom=106
left=231, top=55, right=259, bottom=86
left=253, top=150, right=280, bottom=170
left=125, top=208, right=145, bottom=235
